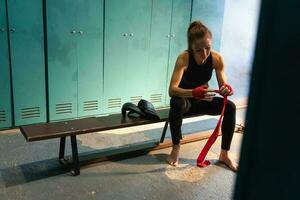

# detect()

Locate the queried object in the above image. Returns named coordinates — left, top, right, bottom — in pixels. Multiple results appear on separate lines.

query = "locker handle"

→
left=171, top=34, right=175, bottom=38
left=70, top=30, right=76, bottom=34
left=129, top=33, right=134, bottom=37
left=166, top=34, right=170, bottom=38
left=0, top=28, right=6, bottom=32
left=122, top=33, right=128, bottom=37
left=78, top=30, right=84, bottom=34
left=10, top=28, right=16, bottom=32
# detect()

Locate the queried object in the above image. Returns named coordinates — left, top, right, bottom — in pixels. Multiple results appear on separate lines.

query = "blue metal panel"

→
left=46, top=0, right=78, bottom=121
left=104, top=0, right=133, bottom=114
left=104, top=0, right=129, bottom=114
left=104, top=0, right=152, bottom=114
left=166, top=0, right=192, bottom=105
left=126, top=0, right=152, bottom=103
left=147, top=0, right=172, bottom=107
left=7, top=0, right=46, bottom=126
left=77, top=0, right=104, bottom=117
left=0, top=0, right=12, bottom=128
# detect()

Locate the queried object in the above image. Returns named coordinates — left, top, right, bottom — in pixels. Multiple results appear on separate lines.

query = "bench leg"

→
left=70, top=135, right=80, bottom=176
left=160, top=120, right=169, bottom=143
left=59, top=136, right=66, bottom=160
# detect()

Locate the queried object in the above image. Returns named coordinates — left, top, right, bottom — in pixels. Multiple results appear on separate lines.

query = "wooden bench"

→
left=20, top=108, right=202, bottom=175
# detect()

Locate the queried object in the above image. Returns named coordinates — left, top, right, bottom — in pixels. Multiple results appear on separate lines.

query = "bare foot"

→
left=166, top=144, right=180, bottom=167
left=219, top=150, right=238, bottom=172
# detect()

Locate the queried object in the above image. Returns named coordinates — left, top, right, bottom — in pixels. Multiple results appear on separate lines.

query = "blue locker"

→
left=47, top=0, right=78, bottom=121
left=7, top=0, right=46, bottom=126
left=126, top=0, right=152, bottom=103
left=104, top=0, right=129, bottom=114
left=104, top=0, right=152, bottom=114
left=165, top=0, right=192, bottom=105
left=0, top=0, right=12, bottom=128
left=146, top=0, right=173, bottom=107
left=77, top=0, right=104, bottom=118
left=47, top=0, right=104, bottom=121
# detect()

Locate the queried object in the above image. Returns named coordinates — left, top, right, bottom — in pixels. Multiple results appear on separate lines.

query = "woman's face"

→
left=192, top=36, right=212, bottom=63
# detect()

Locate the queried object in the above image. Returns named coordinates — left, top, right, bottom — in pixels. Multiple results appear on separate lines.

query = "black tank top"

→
left=179, top=50, right=214, bottom=89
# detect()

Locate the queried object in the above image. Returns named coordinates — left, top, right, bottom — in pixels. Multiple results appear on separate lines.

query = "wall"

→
left=219, top=0, right=261, bottom=105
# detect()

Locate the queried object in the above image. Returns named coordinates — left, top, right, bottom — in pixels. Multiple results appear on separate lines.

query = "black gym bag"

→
left=121, top=99, right=160, bottom=120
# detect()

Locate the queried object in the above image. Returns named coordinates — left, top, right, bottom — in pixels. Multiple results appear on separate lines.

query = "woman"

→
left=167, top=21, right=238, bottom=172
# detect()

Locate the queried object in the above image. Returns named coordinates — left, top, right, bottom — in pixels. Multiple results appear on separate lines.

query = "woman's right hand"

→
left=192, top=85, right=217, bottom=100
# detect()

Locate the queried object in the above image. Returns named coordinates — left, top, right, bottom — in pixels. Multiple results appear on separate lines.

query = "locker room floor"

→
left=0, top=108, right=246, bottom=200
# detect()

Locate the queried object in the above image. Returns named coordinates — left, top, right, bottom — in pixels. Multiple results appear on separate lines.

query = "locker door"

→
left=46, top=0, right=78, bottom=121
left=166, top=0, right=192, bottom=104
left=104, top=0, right=130, bottom=114
left=0, top=0, right=12, bottom=128
left=191, top=0, right=226, bottom=89
left=77, top=0, right=104, bottom=117
left=147, top=0, right=172, bottom=107
left=7, top=0, right=46, bottom=126
left=126, top=0, right=152, bottom=104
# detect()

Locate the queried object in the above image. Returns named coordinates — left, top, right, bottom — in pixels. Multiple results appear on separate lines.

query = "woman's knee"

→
left=225, top=100, right=236, bottom=115
left=170, top=97, right=189, bottom=111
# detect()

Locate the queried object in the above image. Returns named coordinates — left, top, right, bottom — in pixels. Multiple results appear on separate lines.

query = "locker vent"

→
left=56, top=103, right=72, bottom=115
left=131, top=96, right=142, bottom=104
left=84, top=100, right=98, bottom=111
left=108, top=98, right=121, bottom=108
left=21, top=107, right=40, bottom=119
left=150, top=94, right=162, bottom=103
left=0, top=110, right=6, bottom=122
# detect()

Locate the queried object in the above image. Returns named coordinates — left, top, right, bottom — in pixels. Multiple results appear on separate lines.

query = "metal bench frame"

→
left=20, top=109, right=178, bottom=176
left=56, top=120, right=170, bottom=175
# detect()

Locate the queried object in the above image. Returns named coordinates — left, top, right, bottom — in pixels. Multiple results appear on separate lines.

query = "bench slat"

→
left=20, top=109, right=170, bottom=142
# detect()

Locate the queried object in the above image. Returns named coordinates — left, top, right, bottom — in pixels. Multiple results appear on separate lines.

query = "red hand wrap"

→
left=223, top=83, right=234, bottom=94
left=214, top=84, right=234, bottom=97
left=197, top=96, right=228, bottom=167
left=196, top=84, right=233, bottom=167
left=192, top=85, right=208, bottom=98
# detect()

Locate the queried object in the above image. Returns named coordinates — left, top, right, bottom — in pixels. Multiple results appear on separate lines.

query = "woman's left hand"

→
left=219, top=84, right=234, bottom=96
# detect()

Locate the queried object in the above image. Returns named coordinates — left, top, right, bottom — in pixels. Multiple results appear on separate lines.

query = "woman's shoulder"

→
left=211, top=50, right=222, bottom=59
left=211, top=50, right=224, bottom=68
left=177, top=50, right=189, bottom=63
left=174, top=51, right=189, bottom=71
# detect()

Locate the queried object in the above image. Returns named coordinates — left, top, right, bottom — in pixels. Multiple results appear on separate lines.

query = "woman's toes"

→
left=166, top=155, right=179, bottom=167
left=166, top=156, right=173, bottom=165
left=172, top=161, right=179, bottom=167
left=219, top=158, right=238, bottom=172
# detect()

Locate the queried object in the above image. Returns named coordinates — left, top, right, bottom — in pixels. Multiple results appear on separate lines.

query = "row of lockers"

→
left=0, top=0, right=225, bottom=129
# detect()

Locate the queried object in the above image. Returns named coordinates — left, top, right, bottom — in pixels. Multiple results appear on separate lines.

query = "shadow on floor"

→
left=0, top=158, right=70, bottom=188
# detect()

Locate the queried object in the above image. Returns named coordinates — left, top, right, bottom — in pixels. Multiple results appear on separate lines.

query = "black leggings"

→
left=168, top=96, right=236, bottom=150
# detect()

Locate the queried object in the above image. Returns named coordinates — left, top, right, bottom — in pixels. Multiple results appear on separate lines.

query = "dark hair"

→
left=187, top=21, right=212, bottom=50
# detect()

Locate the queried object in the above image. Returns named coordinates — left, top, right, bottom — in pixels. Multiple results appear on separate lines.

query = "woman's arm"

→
left=168, top=52, right=216, bottom=98
left=168, top=53, right=193, bottom=97
left=213, top=52, right=233, bottom=96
